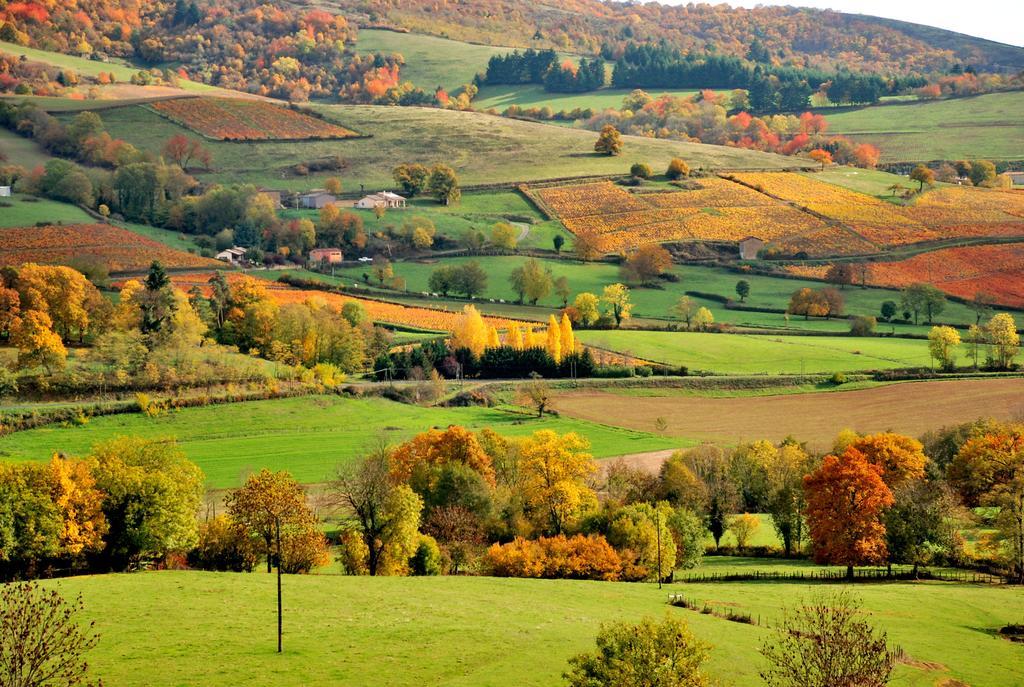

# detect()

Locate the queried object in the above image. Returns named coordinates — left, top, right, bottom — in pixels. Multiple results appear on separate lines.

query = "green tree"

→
left=138, top=261, right=176, bottom=334
left=90, top=437, right=204, bottom=570
left=565, top=615, right=710, bottom=687
left=969, top=159, right=997, bottom=187
left=392, top=163, right=429, bottom=196
left=552, top=234, right=565, bottom=253
left=427, top=164, right=460, bottom=205
left=735, top=279, right=750, bottom=302
left=900, top=283, right=945, bottom=325
left=629, top=162, right=652, bottom=179
left=880, top=300, right=898, bottom=322
left=331, top=446, right=423, bottom=576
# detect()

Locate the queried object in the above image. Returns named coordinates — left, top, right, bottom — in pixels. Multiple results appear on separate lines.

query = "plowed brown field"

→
left=557, top=378, right=1024, bottom=452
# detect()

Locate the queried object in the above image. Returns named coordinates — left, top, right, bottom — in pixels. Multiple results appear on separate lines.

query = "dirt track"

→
left=559, top=378, right=1024, bottom=454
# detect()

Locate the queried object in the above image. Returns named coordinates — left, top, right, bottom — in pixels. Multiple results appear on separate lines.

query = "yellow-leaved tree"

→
left=451, top=304, right=488, bottom=356
left=987, top=313, right=1020, bottom=369
left=487, top=325, right=501, bottom=349
left=508, top=323, right=524, bottom=350
left=560, top=313, right=575, bottom=356
left=518, top=430, right=597, bottom=535
left=546, top=314, right=562, bottom=363
left=12, top=310, right=67, bottom=373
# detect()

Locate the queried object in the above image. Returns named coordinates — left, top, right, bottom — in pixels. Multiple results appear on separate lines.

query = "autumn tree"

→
left=392, top=163, right=429, bottom=196
left=808, top=148, right=832, bottom=169
left=621, top=244, right=672, bottom=285
left=573, top=292, right=601, bottom=326
left=968, top=159, right=997, bottom=187
left=162, top=134, right=211, bottom=170
left=554, top=276, right=571, bottom=308
left=803, top=447, right=894, bottom=579
left=763, top=440, right=814, bottom=557
left=519, top=430, right=596, bottom=535
left=11, top=309, right=66, bottom=372
left=692, top=306, right=714, bottom=332
left=451, top=304, right=488, bottom=357
left=389, top=426, right=496, bottom=488
left=323, top=176, right=342, bottom=195
left=331, top=445, right=423, bottom=576
left=490, top=221, right=519, bottom=251
left=666, top=158, right=690, bottom=180
left=948, top=428, right=1024, bottom=581
left=594, top=124, right=623, bottom=156
left=928, top=325, right=960, bottom=371
left=825, top=262, right=855, bottom=289
left=0, top=582, right=101, bottom=687
left=427, top=164, right=460, bottom=205
left=679, top=444, right=738, bottom=549
left=573, top=232, right=603, bottom=261
left=565, top=615, right=710, bottom=687
left=909, top=164, right=935, bottom=191
left=728, top=513, right=759, bottom=552
left=761, top=591, right=894, bottom=687
left=671, top=296, right=696, bottom=330
left=986, top=312, right=1020, bottom=368
left=601, top=283, right=632, bottom=327
left=516, top=374, right=553, bottom=417
left=226, top=469, right=324, bottom=573
left=509, top=258, right=553, bottom=305
left=847, top=432, right=928, bottom=491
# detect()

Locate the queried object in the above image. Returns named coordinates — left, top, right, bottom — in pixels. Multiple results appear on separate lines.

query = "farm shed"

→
left=355, top=191, right=407, bottom=209
left=216, top=246, right=247, bottom=264
left=298, top=191, right=337, bottom=209
left=739, top=236, right=765, bottom=260
left=309, top=248, right=343, bottom=265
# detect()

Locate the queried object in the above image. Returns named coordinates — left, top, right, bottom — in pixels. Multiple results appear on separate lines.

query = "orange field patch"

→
left=168, top=273, right=527, bottom=332
left=786, top=243, right=1024, bottom=307
left=729, top=172, right=1024, bottom=248
left=150, top=97, right=359, bottom=141
left=533, top=178, right=830, bottom=253
left=0, top=224, right=220, bottom=272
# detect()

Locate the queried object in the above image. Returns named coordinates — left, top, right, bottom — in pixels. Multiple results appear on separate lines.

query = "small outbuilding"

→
left=297, top=191, right=337, bottom=209
left=257, top=189, right=284, bottom=208
left=216, top=246, right=248, bottom=264
left=0, top=186, right=10, bottom=197
left=309, top=247, right=343, bottom=265
left=738, top=236, right=765, bottom=260
left=355, top=191, right=407, bottom=210
left=1007, top=171, right=1024, bottom=187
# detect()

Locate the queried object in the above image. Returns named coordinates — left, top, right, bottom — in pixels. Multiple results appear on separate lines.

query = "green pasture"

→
left=0, top=127, right=55, bottom=169
left=355, top=29, right=509, bottom=91
left=284, top=254, right=979, bottom=333
left=65, top=102, right=799, bottom=191
left=822, top=91, right=1024, bottom=162
left=473, top=84, right=698, bottom=113
left=46, top=567, right=1024, bottom=687
left=0, top=395, right=680, bottom=488
left=575, top=330, right=932, bottom=374
left=0, top=193, right=94, bottom=227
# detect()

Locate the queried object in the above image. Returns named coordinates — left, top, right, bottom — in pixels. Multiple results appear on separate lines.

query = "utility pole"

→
left=276, top=515, right=282, bottom=654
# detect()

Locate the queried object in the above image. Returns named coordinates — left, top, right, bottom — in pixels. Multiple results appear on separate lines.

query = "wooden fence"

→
left=675, top=568, right=1006, bottom=585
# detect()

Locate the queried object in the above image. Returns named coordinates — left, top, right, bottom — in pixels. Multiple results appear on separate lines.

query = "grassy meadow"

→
left=0, top=395, right=681, bottom=488
left=822, top=91, right=1024, bottom=162
left=63, top=103, right=799, bottom=191
left=0, top=127, right=55, bottom=169
left=46, top=567, right=1024, bottom=687
left=473, top=84, right=698, bottom=112
left=0, top=193, right=95, bottom=227
left=278, top=252, right=980, bottom=334
left=576, top=330, right=932, bottom=373
left=355, top=29, right=509, bottom=91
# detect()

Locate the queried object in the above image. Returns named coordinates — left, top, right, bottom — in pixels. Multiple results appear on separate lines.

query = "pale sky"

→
left=659, top=1, right=1024, bottom=47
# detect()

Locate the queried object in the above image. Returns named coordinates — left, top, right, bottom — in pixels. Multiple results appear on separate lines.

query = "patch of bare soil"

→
left=557, top=378, right=1024, bottom=453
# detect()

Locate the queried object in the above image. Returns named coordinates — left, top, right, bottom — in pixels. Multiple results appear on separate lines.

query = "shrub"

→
left=337, top=530, right=369, bottom=575
left=830, top=372, right=847, bottom=385
left=188, top=515, right=257, bottom=572
left=666, top=158, right=690, bottom=180
left=409, top=534, right=444, bottom=576
left=849, top=315, right=877, bottom=337
left=485, top=534, right=622, bottom=581
left=630, top=162, right=653, bottom=179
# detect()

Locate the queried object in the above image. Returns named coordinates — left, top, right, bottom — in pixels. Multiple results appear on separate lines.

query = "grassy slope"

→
left=0, top=127, right=55, bottom=169
left=0, top=193, right=94, bottom=226
left=575, top=330, right=931, bottom=374
left=0, top=40, right=220, bottom=94
left=288, top=254, right=978, bottom=333
left=77, top=103, right=800, bottom=190
left=281, top=190, right=572, bottom=252
left=473, top=84, right=697, bottom=112
left=0, top=395, right=680, bottom=488
left=355, top=29, right=510, bottom=91
left=823, top=91, right=1024, bottom=162
left=48, top=568, right=1024, bottom=687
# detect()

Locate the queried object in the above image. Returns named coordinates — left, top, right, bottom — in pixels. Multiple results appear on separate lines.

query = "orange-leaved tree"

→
left=388, top=426, right=496, bottom=487
left=804, top=447, right=894, bottom=579
left=847, top=432, right=928, bottom=490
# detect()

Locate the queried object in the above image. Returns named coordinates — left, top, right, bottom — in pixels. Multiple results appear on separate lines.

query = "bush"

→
left=849, top=315, right=877, bottom=337
left=830, top=372, right=847, bottom=385
left=485, top=534, right=622, bottom=581
left=409, top=534, right=444, bottom=576
left=337, top=530, right=369, bottom=575
left=188, top=515, right=257, bottom=572
left=666, top=158, right=690, bottom=180
left=630, top=162, right=653, bottom=179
